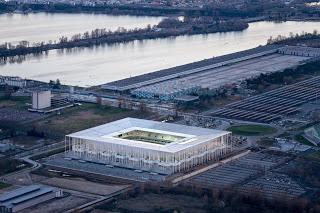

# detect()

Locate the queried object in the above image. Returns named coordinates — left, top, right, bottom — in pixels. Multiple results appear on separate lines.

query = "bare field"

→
left=7, top=135, right=44, bottom=148
left=20, top=194, right=93, bottom=213
left=41, top=177, right=129, bottom=196
left=31, top=103, right=150, bottom=137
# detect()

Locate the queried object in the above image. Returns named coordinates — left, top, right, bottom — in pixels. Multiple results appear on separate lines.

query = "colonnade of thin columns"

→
left=65, top=133, right=232, bottom=174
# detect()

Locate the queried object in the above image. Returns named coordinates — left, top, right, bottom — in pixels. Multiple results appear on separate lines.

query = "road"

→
left=14, top=141, right=64, bottom=159
left=0, top=141, right=64, bottom=185
left=65, top=187, right=132, bottom=213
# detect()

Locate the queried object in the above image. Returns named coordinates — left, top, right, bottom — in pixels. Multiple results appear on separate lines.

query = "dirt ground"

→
left=41, top=177, right=129, bottom=196
left=20, top=194, right=93, bottom=213
left=6, top=135, right=45, bottom=148
left=0, top=96, right=29, bottom=109
left=2, top=169, right=33, bottom=185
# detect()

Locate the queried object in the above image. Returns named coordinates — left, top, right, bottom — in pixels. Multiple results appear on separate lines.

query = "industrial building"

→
left=32, top=90, right=51, bottom=110
left=65, top=118, right=232, bottom=175
left=0, top=76, right=27, bottom=88
left=102, top=45, right=283, bottom=92
left=0, top=185, right=62, bottom=213
left=102, top=45, right=320, bottom=101
left=30, top=90, right=74, bottom=113
left=131, top=80, right=200, bottom=100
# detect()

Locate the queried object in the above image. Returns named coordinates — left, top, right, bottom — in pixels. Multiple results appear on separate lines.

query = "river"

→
left=0, top=12, right=163, bottom=44
left=0, top=17, right=319, bottom=87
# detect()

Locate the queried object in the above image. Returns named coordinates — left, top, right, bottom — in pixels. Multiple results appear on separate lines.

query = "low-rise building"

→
left=0, top=185, right=63, bottom=213
left=32, top=90, right=51, bottom=110
left=0, top=76, right=27, bottom=88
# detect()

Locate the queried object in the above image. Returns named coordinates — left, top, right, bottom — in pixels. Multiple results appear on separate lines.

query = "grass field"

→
left=32, top=103, right=150, bottom=137
left=0, top=182, right=11, bottom=189
left=0, top=96, right=30, bottom=109
left=8, top=135, right=43, bottom=148
left=0, top=159, right=27, bottom=176
left=227, top=124, right=277, bottom=136
left=257, top=137, right=275, bottom=147
left=308, top=151, right=320, bottom=160
left=294, top=134, right=314, bottom=146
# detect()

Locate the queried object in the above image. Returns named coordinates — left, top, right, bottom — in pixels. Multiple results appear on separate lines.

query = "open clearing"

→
left=21, top=194, right=93, bottom=213
left=7, top=135, right=45, bottom=148
left=0, top=182, right=11, bottom=189
left=294, top=134, right=315, bottom=146
left=227, top=124, right=277, bottom=136
left=0, top=96, right=30, bottom=109
left=307, top=151, right=320, bottom=160
left=41, top=177, right=129, bottom=196
left=32, top=103, right=150, bottom=137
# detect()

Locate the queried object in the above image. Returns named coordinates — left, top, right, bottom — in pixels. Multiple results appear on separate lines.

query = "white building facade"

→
left=65, top=118, right=232, bottom=175
left=32, top=90, right=51, bottom=110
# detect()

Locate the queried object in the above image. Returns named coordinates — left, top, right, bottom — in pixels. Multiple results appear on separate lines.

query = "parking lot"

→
left=131, top=53, right=309, bottom=99
left=212, top=76, right=320, bottom=122
left=43, top=153, right=167, bottom=182
left=185, top=151, right=307, bottom=199
left=237, top=173, right=306, bottom=200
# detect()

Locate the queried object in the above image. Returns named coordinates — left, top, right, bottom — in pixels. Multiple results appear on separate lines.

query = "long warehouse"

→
left=102, top=45, right=320, bottom=101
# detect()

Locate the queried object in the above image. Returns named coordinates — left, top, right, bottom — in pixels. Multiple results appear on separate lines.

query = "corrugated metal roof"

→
left=11, top=188, right=54, bottom=205
left=0, top=185, right=56, bottom=208
left=0, top=185, right=40, bottom=202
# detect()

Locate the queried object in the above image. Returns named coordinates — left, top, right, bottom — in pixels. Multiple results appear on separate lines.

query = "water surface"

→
left=1, top=20, right=319, bottom=87
left=0, top=12, right=163, bottom=44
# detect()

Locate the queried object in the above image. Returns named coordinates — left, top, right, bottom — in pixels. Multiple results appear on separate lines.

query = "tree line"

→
left=98, top=180, right=320, bottom=213
left=267, top=30, right=320, bottom=46
left=0, top=17, right=248, bottom=58
left=1, top=0, right=320, bottom=19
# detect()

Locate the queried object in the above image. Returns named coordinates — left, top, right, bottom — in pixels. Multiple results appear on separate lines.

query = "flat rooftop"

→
left=102, top=45, right=283, bottom=91
left=67, top=118, right=230, bottom=153
left=0, top=185, right=56, bottom=208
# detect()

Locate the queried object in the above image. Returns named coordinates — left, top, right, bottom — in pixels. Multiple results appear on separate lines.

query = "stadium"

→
left=65, top=118, right=232, bottom=174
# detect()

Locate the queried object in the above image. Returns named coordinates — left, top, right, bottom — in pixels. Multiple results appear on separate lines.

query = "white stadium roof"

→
left=67, top=118, right=230, bottom=153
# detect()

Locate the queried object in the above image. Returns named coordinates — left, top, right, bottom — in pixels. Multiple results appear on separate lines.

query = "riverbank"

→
left=0, top=19, right=248, bottom=58
left=0, top=3, right=192, bottom=17
left=1, top=20, right=318, bottom=87
left=0, top=12, right=164, bottom=45
left=1, top=1, right=320, bottom=21
left=267, top=32, right=320, bottom=48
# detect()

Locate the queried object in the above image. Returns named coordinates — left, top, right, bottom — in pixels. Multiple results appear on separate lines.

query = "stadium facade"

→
left=65, top=118, right=232, bottom=174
